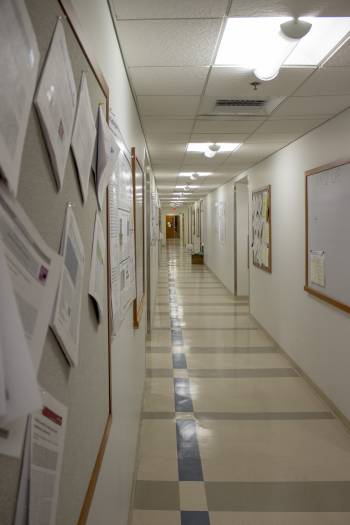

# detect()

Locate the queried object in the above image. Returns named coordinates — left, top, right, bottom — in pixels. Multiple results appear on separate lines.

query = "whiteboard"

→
left=306, top=159, right=350, bottom=313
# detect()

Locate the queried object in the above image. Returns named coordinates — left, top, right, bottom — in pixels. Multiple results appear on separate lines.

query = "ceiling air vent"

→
left=204, top=97, right=285, bottom=117
left=216, top=99, right=266, bottom=108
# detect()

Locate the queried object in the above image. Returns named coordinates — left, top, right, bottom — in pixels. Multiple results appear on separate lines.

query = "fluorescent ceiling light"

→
left=178, top=172, right=211, bottom=177
left=176, top=185, right=199, bottom=189
left=215, top=17, right=350, bottom=70
left=187, top=143, right=241, bottom=153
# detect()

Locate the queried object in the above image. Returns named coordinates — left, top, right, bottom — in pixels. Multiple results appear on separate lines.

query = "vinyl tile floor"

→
left=131, top=242, right=350, bottom=525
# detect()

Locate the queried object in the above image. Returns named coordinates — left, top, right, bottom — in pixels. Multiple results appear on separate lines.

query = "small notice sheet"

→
left=0, top=242, right=42, bottom=427
left=52, top=205, right=85, bottom=367
left=310, top=250, right=325, bottom=287
left=0, top=190, right=62, bottom=457
left=14, top=391, right=68, bottom=525
left=71, top=72, right=97, bottom=203
left=0, top=0, right=40, bottom=196
left=35, top=19, right=77, bottom=189
left=96, top=106, right=119, bottom=210
left=89, top=212, right=106, bottom=322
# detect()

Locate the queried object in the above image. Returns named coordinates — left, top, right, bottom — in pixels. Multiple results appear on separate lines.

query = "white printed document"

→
left=108, top=171, right=122, bottom=334
left=89, top=212, right=106, bottom=322
left=52, top=205, right=85, bottom=367
left=35, top=19, right=77, bottom=189
left=0, top=243, right=42, bottom=426
left=71, top=72, right=97, bottom=203
left=310, top=250, right=325, bottom=287
left=96, top=106, right=119, bottom=210
left=0, top=0, right=40, bottom=196
left=29, top=392, right=67, bottom=525
left=0, top=190, right=62, bottom=369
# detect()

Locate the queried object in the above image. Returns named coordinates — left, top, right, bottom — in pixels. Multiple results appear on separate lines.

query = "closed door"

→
left=166, top=215, right=180, bottom=239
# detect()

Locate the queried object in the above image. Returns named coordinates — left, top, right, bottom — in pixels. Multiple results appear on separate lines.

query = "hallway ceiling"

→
left=111, top=0, right=350, bottom=206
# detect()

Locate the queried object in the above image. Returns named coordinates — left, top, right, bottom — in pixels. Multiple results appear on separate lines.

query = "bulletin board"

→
left=131, top=148, right=145, bottom=328
left=251, top=185, right=272, bottom=273
left=305, top=158, right=350, bottom=313
left=0, top=1, right=112, bottom=525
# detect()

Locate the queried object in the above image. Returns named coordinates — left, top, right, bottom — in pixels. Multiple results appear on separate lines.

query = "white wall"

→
left=235, top=183, right=249, bottom=296
left=70, top=1, right=157, bottom=524
left=244, top=108, right=350, bottom=421
left=204, top=181, right=235, bottom=294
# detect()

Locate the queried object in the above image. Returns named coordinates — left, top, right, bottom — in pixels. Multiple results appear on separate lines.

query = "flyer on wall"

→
left=0, top=190, right=62, bottom=369
left=52, top=205, right=85, bottom=367
left=89, top=212, right=106, bottom=322
left=0, top=190, right=62, bottom=458
left=0, top=0, right=40, bottom=196
left=96, top=106, right=119, bottom=210
left=34, top=19, right=77, bottom=190
left=71, top=72, right=97, bottom=203
left=14, top=391, right=68, bottom=525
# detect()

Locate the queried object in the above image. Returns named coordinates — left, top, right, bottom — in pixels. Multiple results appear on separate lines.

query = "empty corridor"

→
left=131, top=242, right=350, bottom=525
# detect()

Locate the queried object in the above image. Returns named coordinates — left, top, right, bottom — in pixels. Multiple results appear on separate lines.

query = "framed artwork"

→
left=251, top=185, right=272, bottom=273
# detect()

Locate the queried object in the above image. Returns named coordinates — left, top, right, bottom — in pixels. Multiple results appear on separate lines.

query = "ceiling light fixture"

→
left=187, top=143, right=241, bottom=154
left=215, top=16, right=350, bottom=81
left=178, top=172, right=211, bottom=178
left=204, top=143, right=221, bottom=158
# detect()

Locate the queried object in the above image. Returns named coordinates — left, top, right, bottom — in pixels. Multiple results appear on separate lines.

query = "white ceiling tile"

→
left=146, top=132, right=190, bottom=143
left=113, top=0, right=229, bottom=19
left=246, top=132, right=302, bottom=143
left=205, top=67, right=314, bottom=97
left=193, top=119, right=264, bottom=133
left=190, top=132, right=250, bottom=142
left=116, top=19, right=222, bottom=67
left=223, top=143, right=282, bottom=164
left=294, top=67, right=350, bottom=96
left=258, top=117, right=328, bottom=133
left=153, top=173, right=178, bottom=182
left=183, top=151, right=231, bottom=166
left=325, top=39, right=350, bottom=67
left=271, top=95, right=350, bottom=117
left=138, top=96, right=200, bottom=117
left=198, top=95, right=284, bottom=116
left=129, top=67, right=209, bottom=96
left=149, top=143, right=186, bottom=154
left=153, top=162, right=183, bottom=171
left=143, top=119, right=194, bottom=133
left=228, top=0, right=350, bottom=17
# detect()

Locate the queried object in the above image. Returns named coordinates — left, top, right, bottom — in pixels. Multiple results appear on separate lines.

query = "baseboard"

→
left=252, top=316, right=350, bottom=434
left=127, top=380, right=146, bottom=525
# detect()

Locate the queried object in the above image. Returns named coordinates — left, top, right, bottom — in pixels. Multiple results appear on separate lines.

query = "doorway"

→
left=166, top=215, right=180, bottom=239
left=234, top=182, right=250, bottom=298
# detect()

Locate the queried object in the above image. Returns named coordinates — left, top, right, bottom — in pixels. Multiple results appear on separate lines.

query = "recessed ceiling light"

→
left=178, top=172, right=211, bottom=178
left=187, top=143, right=241, bottom=153
left=176, top=185, right=200, bottom=189
left=215, top=17, right=350, bottom=75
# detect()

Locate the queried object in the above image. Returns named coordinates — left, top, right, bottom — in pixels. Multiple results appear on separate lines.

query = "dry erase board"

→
left=0, top=1, right=112, bottom=524
left=252, top=185, right=272, bottom=273
left=305, top=158, right=350, bottom=313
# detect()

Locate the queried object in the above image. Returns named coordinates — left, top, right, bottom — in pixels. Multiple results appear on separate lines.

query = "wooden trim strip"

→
left=77, top=414, right=113, bottom=525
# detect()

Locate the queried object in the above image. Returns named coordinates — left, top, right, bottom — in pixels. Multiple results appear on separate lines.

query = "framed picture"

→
left=251, top=185, right=272, bottom=273
left=131, top=147, right=145, bottom=328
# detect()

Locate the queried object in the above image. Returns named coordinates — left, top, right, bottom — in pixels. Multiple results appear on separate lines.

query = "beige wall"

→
left=246, top=107, right=350, bottom=421
left=203, top=107, right=350, bottom=421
